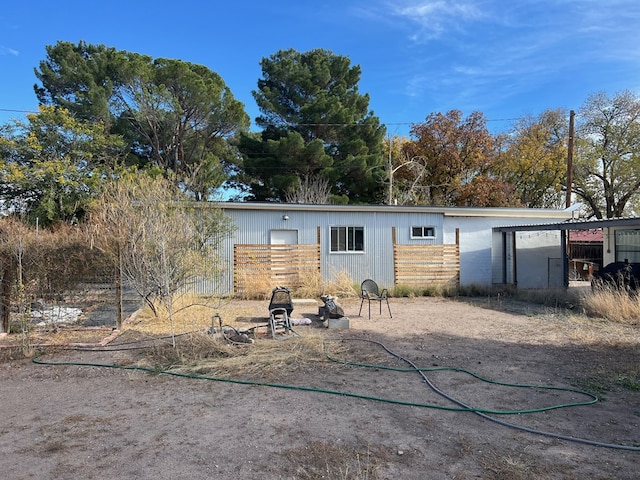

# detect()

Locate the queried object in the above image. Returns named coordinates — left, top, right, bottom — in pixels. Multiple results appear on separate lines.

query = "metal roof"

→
left=215, top=201, right=576, bottom=219
left=493, top=217, right=640, bottom=233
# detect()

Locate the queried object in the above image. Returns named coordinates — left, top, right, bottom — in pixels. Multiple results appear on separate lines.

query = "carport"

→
left=493, top=217, right=640, bottom=289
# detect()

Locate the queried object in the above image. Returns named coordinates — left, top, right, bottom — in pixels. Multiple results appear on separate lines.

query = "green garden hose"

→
left=32, top=336, right=640, bottom=452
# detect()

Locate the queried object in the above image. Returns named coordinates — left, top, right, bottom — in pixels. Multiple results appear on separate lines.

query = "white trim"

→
left=410, top=225, right=436, bottom=239
left=330, top=225, right=365, bottom=253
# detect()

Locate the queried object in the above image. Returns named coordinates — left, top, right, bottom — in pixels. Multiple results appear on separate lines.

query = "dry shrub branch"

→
left=89, top=175, right=232, bottom=344
left=0, top=217, right=109, bottom=337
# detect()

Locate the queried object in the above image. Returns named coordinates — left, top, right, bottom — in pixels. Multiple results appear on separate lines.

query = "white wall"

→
left=444, top=216, right=564, bottom=288
left=514, top=230, right=563, bottom=288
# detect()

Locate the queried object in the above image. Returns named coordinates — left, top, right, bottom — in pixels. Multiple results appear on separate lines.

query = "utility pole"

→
left=387, top=136, right=394, bottom=205
left=565, top=110, right=575, bottom=208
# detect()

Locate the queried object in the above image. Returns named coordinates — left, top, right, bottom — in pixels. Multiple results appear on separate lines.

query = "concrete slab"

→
left=327, top=317, right=350, bottom=329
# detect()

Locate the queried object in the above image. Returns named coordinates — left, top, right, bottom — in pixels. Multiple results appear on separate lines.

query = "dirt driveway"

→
left=1, top=296, right=639, bottom=479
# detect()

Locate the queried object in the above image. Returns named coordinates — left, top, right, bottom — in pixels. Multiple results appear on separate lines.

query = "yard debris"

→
left=319, top=295, right=345, bottom=319
left=222, top=327, right=254, bottom=345
left=31, top=305, right=84, bottom=327
left=319, top=295, right=349, bottom=329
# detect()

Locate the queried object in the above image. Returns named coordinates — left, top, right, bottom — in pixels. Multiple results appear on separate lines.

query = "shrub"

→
left=581, top=287, right=640, bottom=325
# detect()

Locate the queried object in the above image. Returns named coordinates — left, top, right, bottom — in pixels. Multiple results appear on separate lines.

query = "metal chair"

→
left=358, top=279, right=392, bottom=319
left=268, top=308, right=292, bottom=339
left=268, top=286, right=294, bottom=339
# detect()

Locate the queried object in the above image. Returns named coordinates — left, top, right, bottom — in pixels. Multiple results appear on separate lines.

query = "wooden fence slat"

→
left=233, top=241, right=460, bottom=294
left=233, top=244, right=321, bottom=294
left=393, top=243, right=460, bottom=288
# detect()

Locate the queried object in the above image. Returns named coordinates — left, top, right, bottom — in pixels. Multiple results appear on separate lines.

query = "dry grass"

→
left=234, top=269, right=275, bottom=300
left=127, top=323, right=359, bottom=382
left=562, top=312, right=640, bottom=346
left=233, top=268, right=358, bottom=301
left=451, top=434, right=476, bottom=460
left=515, top=288, right=583, bottom=309
left=294, top=270, right=324, bottom=298
left=182, top=331, right=334, bottom=380
left=0, top=325, right=112, bottom=353
left=393, top=283, right=458, bottom=298
left=284, top=440, right=388, bottom=480
left=118, top=292, right=386, bottom=383
left=460, top=284, right=640, bottom=326
left=323, top=269, right=359, bottom=298
left=480, top=453, right=540, bottom=480
left=128, top=294, right=258, bottom=335
left=581, top=287, right=640, bottom=325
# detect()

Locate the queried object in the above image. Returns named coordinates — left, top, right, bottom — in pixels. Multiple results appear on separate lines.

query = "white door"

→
left=270, top=230, right=298, bottom=282
left=270, top=230, right=298, bottom=245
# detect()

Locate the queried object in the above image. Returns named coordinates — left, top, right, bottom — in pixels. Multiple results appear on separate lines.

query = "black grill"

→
left=268, top=286, right=293, bottom=315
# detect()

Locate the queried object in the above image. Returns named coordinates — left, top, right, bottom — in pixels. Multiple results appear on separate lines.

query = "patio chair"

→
left=268, top=286, right=294, bottom=339
left=358, top=279, right=392, bottom=319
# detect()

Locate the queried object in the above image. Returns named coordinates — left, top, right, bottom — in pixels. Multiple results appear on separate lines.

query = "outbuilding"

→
left=208, top=202, right=579, bottom=295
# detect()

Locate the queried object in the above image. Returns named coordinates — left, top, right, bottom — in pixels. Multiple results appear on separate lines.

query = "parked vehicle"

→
left=591, top=261, right=640, bottom=291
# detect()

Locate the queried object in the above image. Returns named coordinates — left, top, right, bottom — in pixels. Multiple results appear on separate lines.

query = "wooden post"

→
left=512, top=232, right=518, bottom=287
left=391, top=227, right=397, bottom=285
left=115, top=244, right=123, bottom=330
left=565, top=110, right=575, bottom=208
left=502, top=232, right=508, bottom=284
left=561, top=230, right=569, bottom=289
left=1, top=261, right=13, bottom=334
left=455, top=228, right=460, bottom=286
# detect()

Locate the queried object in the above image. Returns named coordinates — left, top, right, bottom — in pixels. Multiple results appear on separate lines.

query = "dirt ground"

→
left=1, top=295, right=639, bottom=479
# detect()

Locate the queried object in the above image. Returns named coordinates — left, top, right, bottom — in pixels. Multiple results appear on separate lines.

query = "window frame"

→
left=330, top=225, right=365, bottom=253
left=410, top=225, right=436, bottom=239
left=615, top=229, right=640, bottom=263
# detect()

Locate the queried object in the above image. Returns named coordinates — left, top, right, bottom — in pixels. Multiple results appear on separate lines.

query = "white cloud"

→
left=388, top=0, right=487, bottom=40
left=0, top=46, right=19, bottom=56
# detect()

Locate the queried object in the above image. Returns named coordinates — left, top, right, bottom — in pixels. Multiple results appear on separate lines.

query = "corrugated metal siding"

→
left=219, top=208, right=444, bottom=292
left=212, top=205, right=572, bottom=294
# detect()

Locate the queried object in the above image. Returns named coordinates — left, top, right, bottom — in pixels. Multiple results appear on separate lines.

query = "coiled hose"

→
left=32, top=335, right=640, bottom=452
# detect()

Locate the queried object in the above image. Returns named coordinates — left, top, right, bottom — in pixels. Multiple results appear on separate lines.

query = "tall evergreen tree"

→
left=238, top=48, right=386, bottom=203
left=34, top=41, right=128, bottom=128
left=34, top=41, right=249, bottom=200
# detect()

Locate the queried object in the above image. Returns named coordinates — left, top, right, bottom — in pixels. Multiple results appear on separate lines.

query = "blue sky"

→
left=1, top=0, right=639, bottom=136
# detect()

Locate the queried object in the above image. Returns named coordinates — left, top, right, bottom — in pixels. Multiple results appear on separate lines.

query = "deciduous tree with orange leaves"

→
left=403, top=110, right=515, bottom=207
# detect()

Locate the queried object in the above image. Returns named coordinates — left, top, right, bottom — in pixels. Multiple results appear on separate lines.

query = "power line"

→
left=0, top=108, right=39, bottom=114
left=0, top=107, right=565, bottom=126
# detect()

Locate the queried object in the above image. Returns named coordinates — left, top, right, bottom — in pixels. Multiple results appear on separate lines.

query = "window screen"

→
left=330, top=226, right=364, bottom=252
left=411, top=226, right=435, bottom=238
left=615, top=229, right=640, bottom=263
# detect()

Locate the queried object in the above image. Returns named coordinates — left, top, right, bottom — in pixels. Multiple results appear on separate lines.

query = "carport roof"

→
left=493, top=217, right=640, bottom=233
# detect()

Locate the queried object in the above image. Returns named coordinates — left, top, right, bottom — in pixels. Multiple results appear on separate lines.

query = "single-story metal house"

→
left=209, top=202, right=581, bottom=295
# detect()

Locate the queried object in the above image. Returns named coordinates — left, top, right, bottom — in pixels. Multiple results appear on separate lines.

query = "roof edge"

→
left=213, top=201, right=574, bottom=219
left=494, top=217, right=640, bottom=232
